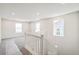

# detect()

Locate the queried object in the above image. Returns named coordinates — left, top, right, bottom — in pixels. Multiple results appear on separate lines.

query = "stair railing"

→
left=2, top=32, right=44, bottom=55
left=24, top=33, right=44, bottom=55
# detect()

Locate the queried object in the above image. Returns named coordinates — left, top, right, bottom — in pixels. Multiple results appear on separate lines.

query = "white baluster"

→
left=24, top=32, right=26, bottom=47
left=40, top=35, right=43, bottom=55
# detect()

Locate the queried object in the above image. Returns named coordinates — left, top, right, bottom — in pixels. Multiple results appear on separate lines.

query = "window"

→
left=16, top=23, right=22, bottom=33
left=35, top=22, right=40, bottom=32
left=53, top=20, right=64, bottom=36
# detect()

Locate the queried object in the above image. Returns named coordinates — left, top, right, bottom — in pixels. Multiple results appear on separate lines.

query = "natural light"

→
left=53, top=20, right=64, bottom=36
left=16, top=23, right=22, bottom=33
left=35, top=22, right=40, bottom=32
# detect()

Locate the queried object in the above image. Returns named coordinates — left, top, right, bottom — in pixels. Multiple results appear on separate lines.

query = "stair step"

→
left=20, top=47, right=32, bottom=55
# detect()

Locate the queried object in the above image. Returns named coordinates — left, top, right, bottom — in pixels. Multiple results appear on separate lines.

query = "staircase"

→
left=20, top=47, right=32, bottom=55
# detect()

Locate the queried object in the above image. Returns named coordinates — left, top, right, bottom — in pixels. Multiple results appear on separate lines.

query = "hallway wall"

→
left=62, top=11, right=79, bottom=54
left=1, top=19, right=30, bottom=38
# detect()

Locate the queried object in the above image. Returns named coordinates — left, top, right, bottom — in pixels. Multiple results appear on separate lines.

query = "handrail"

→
left=1, top=33, right=24, bottom=40
left=1, top=32, right=42, bottom=40
left=25, top=33, right=42, bottom=38
left=2, top=35, right=24, bottom=40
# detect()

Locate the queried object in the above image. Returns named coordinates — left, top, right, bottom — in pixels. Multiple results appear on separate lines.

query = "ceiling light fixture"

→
left=36, top=12, right=40, bottom=16
left=11, top=12, right=15, bottom=16
left=60, top=3, right=65, bottom=4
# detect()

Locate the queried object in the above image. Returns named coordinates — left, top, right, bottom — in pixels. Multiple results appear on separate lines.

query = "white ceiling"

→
left=0, top=3, right=79, bottom=21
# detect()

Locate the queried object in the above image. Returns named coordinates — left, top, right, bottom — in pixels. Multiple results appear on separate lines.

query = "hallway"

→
left=0, top=3, right=79, bottom=55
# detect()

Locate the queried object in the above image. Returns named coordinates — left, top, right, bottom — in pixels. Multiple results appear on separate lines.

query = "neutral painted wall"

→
left=1, top=19, right=30, bottom=38
left=30, top=11, right=79, bottom=55
left=62, top=11, right=79, bottom=55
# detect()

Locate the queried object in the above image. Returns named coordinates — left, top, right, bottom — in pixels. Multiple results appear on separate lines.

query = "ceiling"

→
left=0, top=3, right=79, bottom=21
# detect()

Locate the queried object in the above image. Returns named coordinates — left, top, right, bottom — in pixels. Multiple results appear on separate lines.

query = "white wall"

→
left=1, top=19, right=30, bottom=38
left=30, top=11, right=79, bottom=55
left=62, top=11, right=79, bottom=54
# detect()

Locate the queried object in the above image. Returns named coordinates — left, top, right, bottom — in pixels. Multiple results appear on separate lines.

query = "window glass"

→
left=53, top=20, right=64, bottom=36
left=16, top=23, right=22, bottom=33
left=35, top=22, right=40, bottom=32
